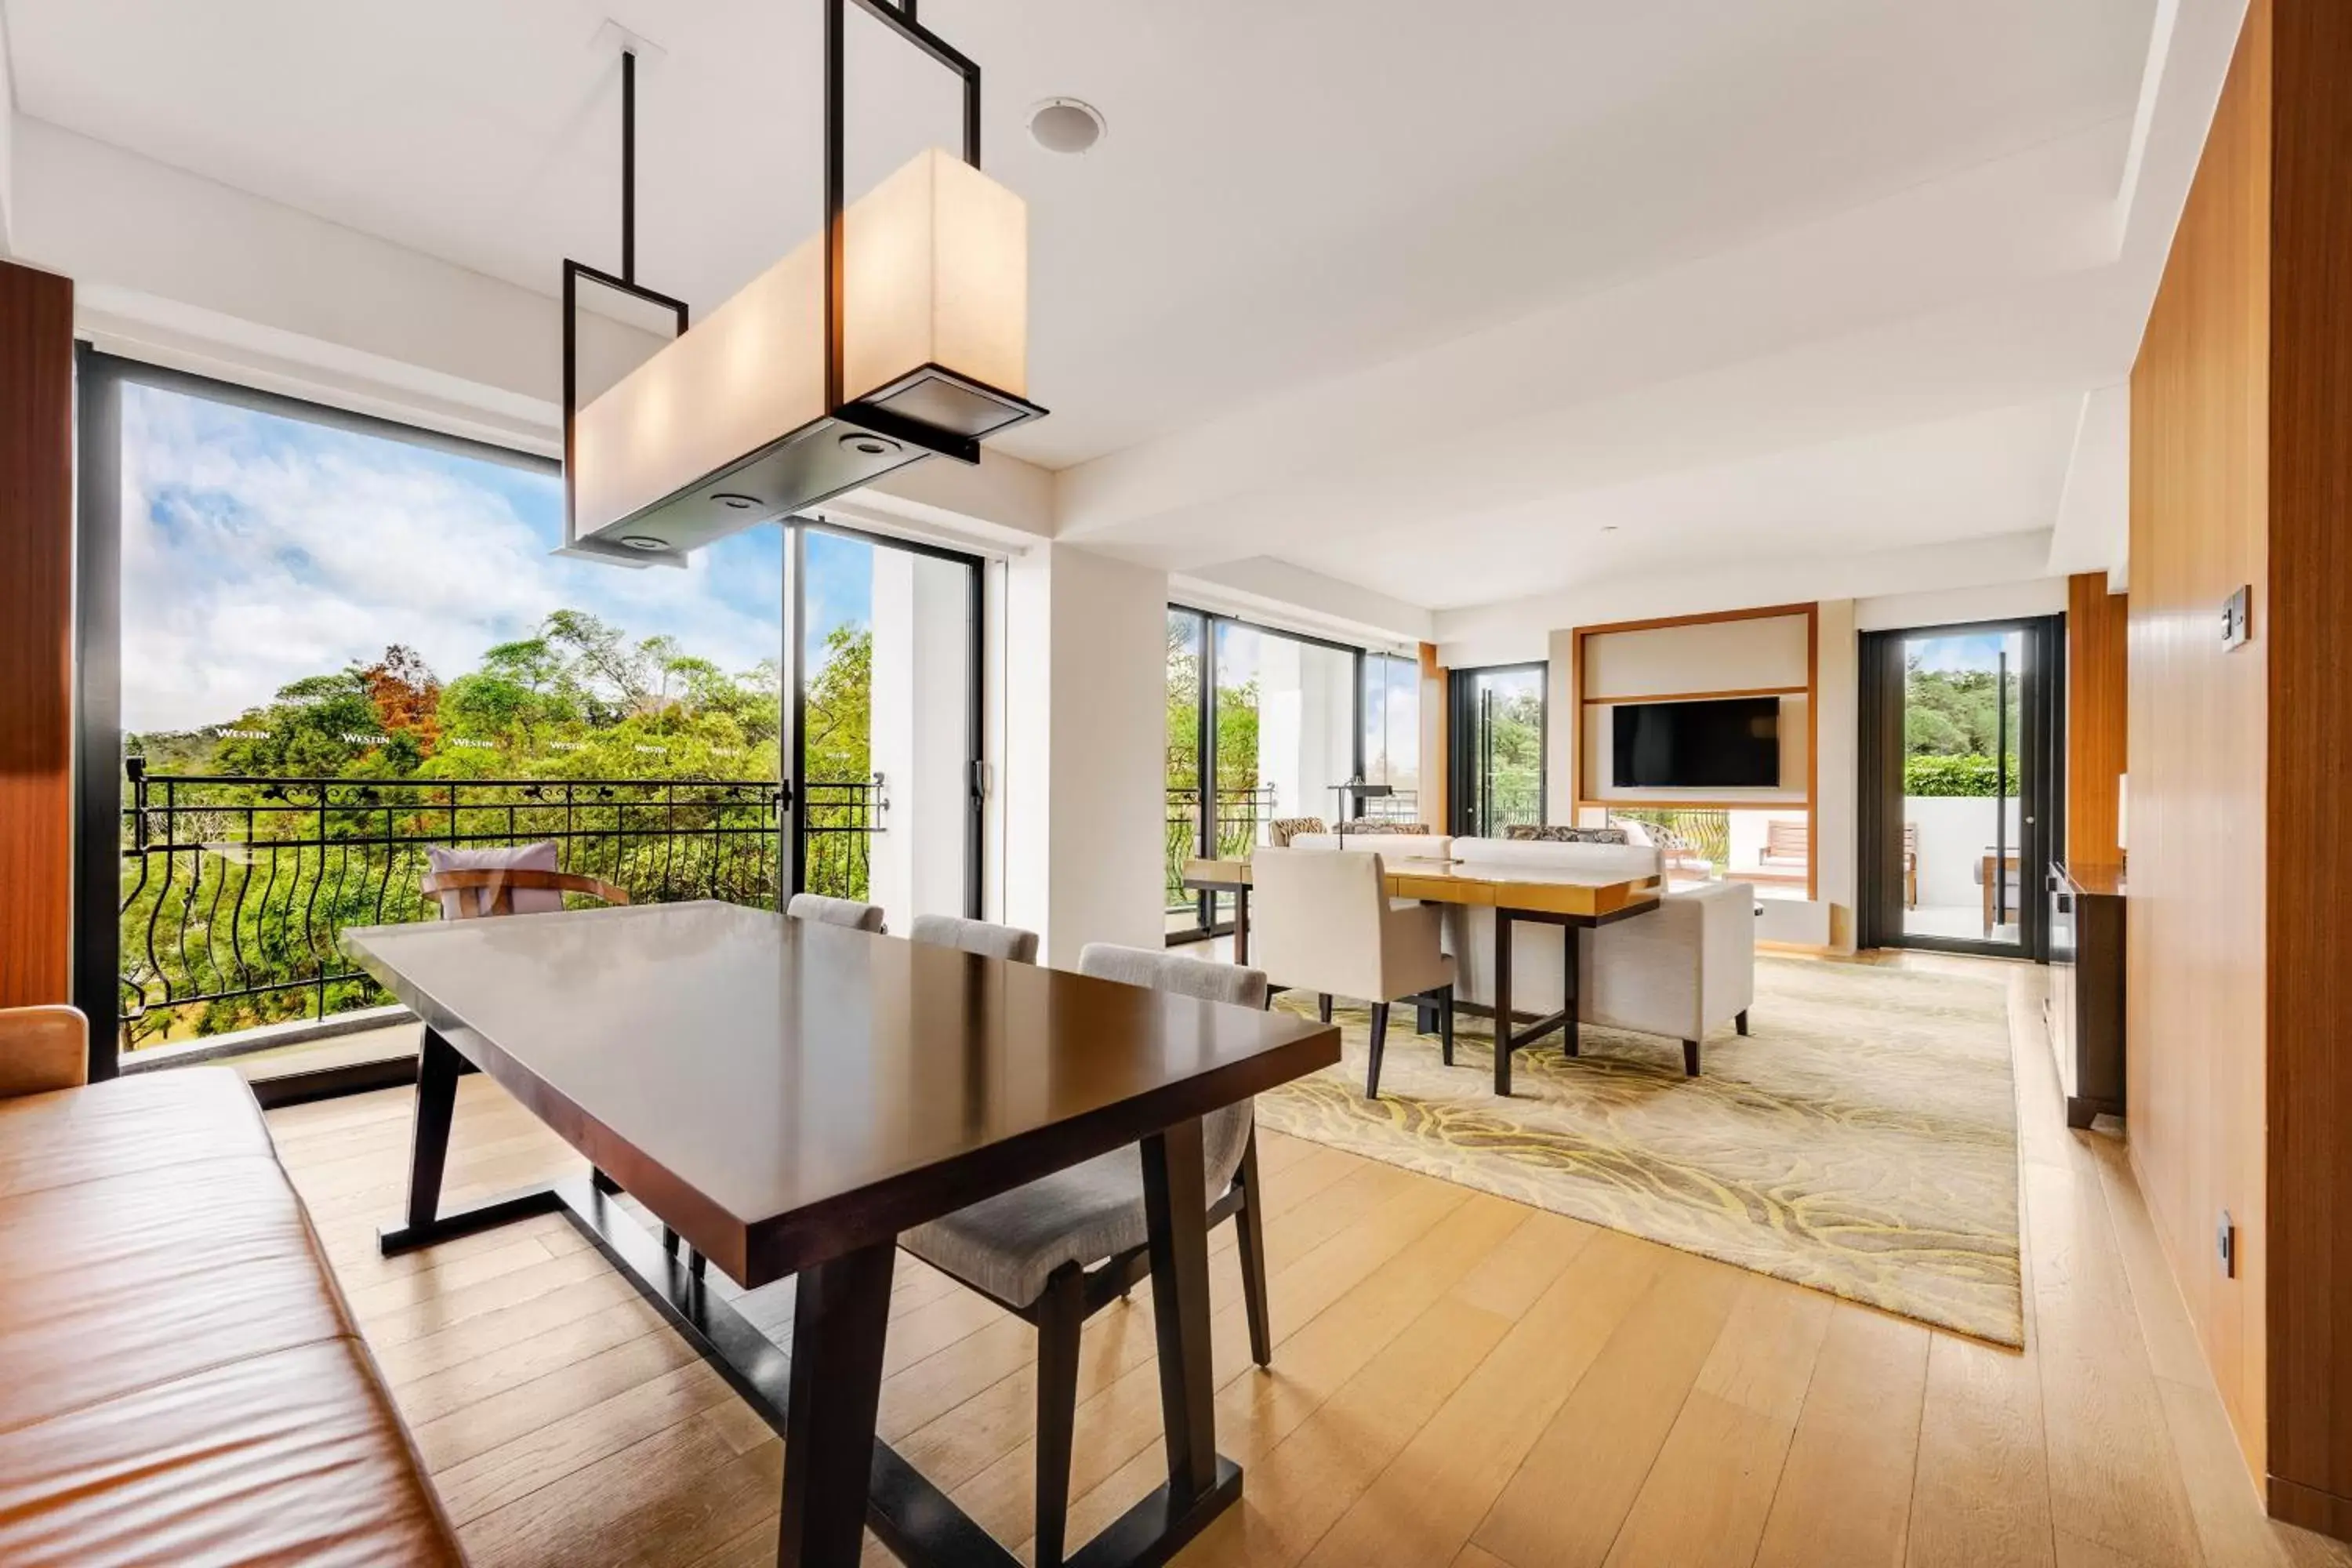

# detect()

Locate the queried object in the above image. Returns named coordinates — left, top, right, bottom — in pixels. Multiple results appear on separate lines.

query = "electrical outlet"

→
left=2217, top=1210, right=2237, bottom=1278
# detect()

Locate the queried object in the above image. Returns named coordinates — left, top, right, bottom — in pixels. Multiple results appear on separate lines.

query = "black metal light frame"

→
left=561, top=2, right=1044, bottom=561
left=561, top=49, right=692, bottom=556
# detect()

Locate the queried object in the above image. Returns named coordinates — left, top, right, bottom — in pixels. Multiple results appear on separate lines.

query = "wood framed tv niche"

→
left=1570, top=602, right=1820, bottom=902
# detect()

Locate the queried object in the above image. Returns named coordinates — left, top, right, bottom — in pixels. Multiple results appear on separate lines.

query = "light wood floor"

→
left=269, top=956, right=2350, bottom=1568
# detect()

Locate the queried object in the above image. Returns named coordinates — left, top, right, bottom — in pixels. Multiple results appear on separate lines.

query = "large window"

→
left=81, top=355, right=978, bottom=1079
left=1163, top=605, right=1420, bottom=938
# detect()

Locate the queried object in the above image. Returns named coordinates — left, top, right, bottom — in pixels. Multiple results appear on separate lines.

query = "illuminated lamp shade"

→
left=567, top=147, right=1035, bottom=563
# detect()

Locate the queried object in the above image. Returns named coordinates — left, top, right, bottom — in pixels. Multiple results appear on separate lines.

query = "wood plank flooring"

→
left=266, top=956, right=2351, bottom=1568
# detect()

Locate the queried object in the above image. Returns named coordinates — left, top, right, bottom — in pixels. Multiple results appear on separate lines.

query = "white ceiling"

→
left=4, top=0, right=2194, bottom=614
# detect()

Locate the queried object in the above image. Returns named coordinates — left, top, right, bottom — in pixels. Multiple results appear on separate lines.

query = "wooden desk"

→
left=1182, top=855, right=1661, bottom=1095
left=345, top=902, right=1338, bottom=1568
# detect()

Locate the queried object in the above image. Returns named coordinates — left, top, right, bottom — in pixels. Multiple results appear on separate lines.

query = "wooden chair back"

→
left=420, top=868, right=630, bottom=920
left=1763, top=821, right=1809, bottom=864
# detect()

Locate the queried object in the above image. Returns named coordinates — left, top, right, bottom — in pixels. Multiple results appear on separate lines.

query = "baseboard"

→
left=2270, top=1475, right=2352, bottom=1541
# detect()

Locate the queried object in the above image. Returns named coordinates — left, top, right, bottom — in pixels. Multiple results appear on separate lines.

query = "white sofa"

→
left=1286, top=829, right=1452, bottom=861
left=1440, top=837, right=1756, bottom=1076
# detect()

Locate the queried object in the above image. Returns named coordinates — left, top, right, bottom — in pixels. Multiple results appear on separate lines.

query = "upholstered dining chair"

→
left=898, top=943, right=1276, bottom=1568
left=785, top=891, right=887, bottom=932
left=1249, top=847, right=1454, bottom=1099
left=907, top=913, right=1040, bottom=964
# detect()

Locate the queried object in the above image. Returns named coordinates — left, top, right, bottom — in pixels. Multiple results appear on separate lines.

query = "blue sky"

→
left=121, top=384, right=870, bottom=731
left=1908, top=631, right=2020, bottom=674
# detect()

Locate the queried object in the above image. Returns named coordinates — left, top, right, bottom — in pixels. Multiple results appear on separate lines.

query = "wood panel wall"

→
left=2127, top=0, right=2270, bottom=1486
left=0, top=260, right=76, bottom=1010
left=2132, top=0, right=2352, bottom=1528
left=2263, top=0, right=2352, bottom=1533
left=2065, top=573, right=2129, bottom=867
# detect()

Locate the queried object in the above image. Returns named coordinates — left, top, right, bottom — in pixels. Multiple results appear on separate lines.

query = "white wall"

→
left=1853, top=576, right=2067, bottom=630
left=1813, top=597, right=1858, bottom=948
left=0, top=12, right=17, bottom=254
left=1438, top=531, right=2060, bottom=669
left=1002, top=543, right=1168, bottom=967
left=1904, top=795, right=2024, bottom=909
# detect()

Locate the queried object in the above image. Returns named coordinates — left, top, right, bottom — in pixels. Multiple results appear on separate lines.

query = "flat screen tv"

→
left=1611, top=697, right=1781, bottom=789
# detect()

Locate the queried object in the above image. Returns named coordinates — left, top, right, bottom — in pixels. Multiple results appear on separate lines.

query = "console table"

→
left=2047, top=861, right=2126, bottom=1128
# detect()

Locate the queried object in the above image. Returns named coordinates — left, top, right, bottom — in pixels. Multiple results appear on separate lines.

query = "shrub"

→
left=1904, top=753, right=2016, bottom=797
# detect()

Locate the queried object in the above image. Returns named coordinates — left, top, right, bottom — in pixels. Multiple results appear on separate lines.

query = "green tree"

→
left=805, top=626, right=873, bottom=784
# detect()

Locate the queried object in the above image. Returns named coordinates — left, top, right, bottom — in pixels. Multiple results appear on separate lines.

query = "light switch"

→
left=2222, top=585, right=2252, bottom=649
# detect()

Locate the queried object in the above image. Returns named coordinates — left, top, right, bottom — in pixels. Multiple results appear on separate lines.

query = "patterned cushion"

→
left=1267, top=817, right=1327, bottom=847
left=1503, top=825, right=1631, bottom=844
left=1338, top=819, right=1428, bottom=835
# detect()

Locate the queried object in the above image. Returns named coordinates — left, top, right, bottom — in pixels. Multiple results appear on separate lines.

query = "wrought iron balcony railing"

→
left=118, top=766, right=883, bottom=1050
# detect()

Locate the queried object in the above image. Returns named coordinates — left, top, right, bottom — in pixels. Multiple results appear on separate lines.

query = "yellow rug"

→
left=1257, top=956, right=2024, bottom=1345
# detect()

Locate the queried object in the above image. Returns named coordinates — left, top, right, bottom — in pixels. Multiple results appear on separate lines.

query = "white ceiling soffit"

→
left=2045, top=383, right=2132, bottom=586
left=0, top=0, right=2245, bottom=614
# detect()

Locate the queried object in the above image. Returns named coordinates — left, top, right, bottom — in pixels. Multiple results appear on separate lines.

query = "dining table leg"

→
left=1493, top=909, right=1515, bottom=1096
left=777, top=1240, right=895, bottom=1568
left=402, top=1025, right=462, bottom=1232
left=1132, top=1114, right=1244, bottom=1551
left=1142, top=1117, right=1218, bottom=1496
left=1232, top=885, right=1250, bottom=966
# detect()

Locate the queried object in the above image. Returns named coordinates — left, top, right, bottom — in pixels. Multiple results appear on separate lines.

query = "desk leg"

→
left=1562, top=924, right=1581, bottom=1059
left=1493, top=910, right=1514, bottom=1097
left=1232, top=886, right=1250, bottom=967
left=779, top=1241, right=895, bottom=1568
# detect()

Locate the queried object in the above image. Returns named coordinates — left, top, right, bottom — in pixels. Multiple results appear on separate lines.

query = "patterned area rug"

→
left=1257, top=956, right=2024, bottom=1345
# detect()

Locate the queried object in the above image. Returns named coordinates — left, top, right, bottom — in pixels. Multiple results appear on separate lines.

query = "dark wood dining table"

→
left=343, top=901, right=1340, bottom=1568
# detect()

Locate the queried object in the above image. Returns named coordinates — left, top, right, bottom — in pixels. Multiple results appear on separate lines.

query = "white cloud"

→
left=119, top=387, right=783, bottom=731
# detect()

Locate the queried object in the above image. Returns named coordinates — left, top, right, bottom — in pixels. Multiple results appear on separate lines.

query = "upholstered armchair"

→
left=1441, top=839, right=1754, bottom=1076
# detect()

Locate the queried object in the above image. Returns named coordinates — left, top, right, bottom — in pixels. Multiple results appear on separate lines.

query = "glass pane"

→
left=115, top=379, right=781, bottom=1062
left=1899, top=629, right=2027, bottom=946
left=1464, top=666, right=1544, bottom=835
left=1220, top=625, right=1354, bottom=835
left=1360, top=654, right=1421, bottom=823
left=1165, top=610, right=1207, bottom=935
left=802, top=532, right=974, bottom=929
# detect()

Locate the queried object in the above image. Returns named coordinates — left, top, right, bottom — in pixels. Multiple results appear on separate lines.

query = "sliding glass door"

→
left=1450, top=663, right=1547, bottom=837
left=790, top=523, right=982, bottom=931
left=76, top=352, right=981, bottom=1085
left=1858, top=617, right=2063, bottom=956
left=1164, top=605, right=1417, bottom=942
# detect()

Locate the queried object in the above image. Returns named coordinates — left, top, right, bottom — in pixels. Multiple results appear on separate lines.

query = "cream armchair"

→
left=1443, top=838, right=1755, bottom=1077
left=1250, top=847, right=1454, bottom=1098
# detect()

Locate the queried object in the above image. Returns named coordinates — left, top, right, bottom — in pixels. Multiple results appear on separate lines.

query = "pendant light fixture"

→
left=561, top=0, right=1043, bottom=566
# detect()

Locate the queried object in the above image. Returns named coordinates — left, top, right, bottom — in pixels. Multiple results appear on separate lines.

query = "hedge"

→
left=1904, top=753, right=2017, bottom=797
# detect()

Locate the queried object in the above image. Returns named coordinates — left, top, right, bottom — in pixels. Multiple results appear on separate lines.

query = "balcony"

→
left=117, top=765, right=883, bottom=1058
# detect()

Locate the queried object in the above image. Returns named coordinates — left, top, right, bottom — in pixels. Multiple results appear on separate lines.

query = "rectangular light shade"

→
left=570, top=147, right=1029, bottom=555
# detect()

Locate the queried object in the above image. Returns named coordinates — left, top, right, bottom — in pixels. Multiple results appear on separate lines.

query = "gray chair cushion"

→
left=909, top=913, right=1040, bottom=964
left=785, top=893, right=886, bottom=932
left=899, top=942, right=1269, bottom=1307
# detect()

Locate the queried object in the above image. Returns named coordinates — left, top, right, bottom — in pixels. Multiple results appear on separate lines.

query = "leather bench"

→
left=0, top=1005, right=463, bottom=1565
